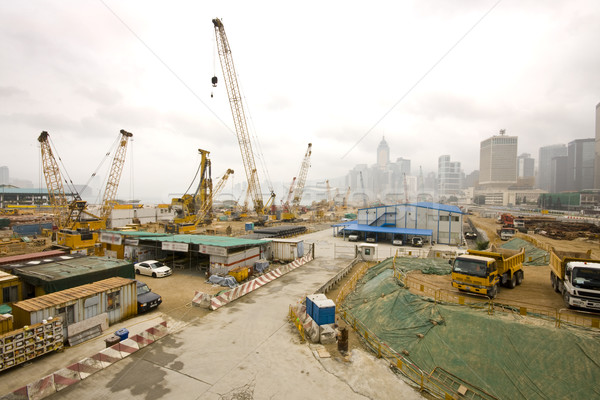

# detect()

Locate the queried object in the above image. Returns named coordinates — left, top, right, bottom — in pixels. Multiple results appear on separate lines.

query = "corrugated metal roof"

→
left=0, top=250, right=67, bottom=266
left=140, top=234, right=269, bottom=248
left=103, top=230, right=171, bottom=238
left=10, top=256, right=132, bottom=281
left=13, top=277, right=134, bottom=312
left=357, top=202, right=464, bottom=214
left=0, top=271, right=18, bottom=282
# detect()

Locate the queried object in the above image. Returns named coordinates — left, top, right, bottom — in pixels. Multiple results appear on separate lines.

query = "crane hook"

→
left=211, top=76, right=218, bottom=87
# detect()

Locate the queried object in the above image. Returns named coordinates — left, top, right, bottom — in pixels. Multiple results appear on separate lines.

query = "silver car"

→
left=134, top=260, right=172, bottom=278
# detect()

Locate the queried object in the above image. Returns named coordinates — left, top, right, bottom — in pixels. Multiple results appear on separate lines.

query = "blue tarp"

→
left=208, top=275, right=239, bottom=288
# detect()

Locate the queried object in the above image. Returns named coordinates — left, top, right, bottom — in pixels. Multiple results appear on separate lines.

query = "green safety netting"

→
left=395, top=257, right=452, bottom=275
left=342, top=259, right=600, bottom=400
left=500, top=237, right=549, bottom=266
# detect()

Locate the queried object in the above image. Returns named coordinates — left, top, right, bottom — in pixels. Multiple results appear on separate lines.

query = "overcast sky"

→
left=1, top=1, right=599, bottom=203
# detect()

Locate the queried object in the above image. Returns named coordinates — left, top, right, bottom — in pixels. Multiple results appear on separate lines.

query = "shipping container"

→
left=266, top=239, right=305, bottom=262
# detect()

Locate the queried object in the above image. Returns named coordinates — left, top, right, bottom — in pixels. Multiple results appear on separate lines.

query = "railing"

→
left=288, top=305, right=305, bottom=342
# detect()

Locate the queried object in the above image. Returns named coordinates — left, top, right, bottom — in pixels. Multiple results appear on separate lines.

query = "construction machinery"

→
left=280, top=143, right=312, bottom=221
left=342, top=186, right=351, bottom=209
left=213, top=18, right=275, bottom=223
left=450, top=246, right=525, bottom=298
left=549, top=248, right=600, bottom=311
left=359, top=171, right=367, bottom=207
left=38, top=130, right=133, bottom=253
left=166, top=167, right=234, bottom=233
left=170, top=149, right=212, bottom=226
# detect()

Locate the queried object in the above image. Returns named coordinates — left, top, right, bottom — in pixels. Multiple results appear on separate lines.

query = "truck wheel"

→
left=563, top=291, right=572, bottom=308
left=516, top=270, right=524, bottom=285
left=551, top=273, right=560, bottom=293
left=507, top=274, right=517, bottom=289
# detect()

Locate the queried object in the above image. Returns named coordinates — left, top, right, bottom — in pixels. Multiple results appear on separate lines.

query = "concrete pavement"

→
left=2, top=229, right=424, bottom=399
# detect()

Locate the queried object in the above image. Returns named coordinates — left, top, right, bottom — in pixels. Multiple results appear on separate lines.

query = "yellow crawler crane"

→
left=38, top=130, right=133, bottom=253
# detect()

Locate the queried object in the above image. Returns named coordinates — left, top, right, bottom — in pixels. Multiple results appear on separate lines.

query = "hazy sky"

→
left=1, top=1, right=599, bottom=203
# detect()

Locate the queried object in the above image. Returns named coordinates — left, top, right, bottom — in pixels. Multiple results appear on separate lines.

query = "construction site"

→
left=2, top=16, right=600, bottom=400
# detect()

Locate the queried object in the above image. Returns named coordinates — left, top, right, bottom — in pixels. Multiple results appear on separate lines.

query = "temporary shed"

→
left=262, top=238, right=305, bottom=262
left=101, top=231, right=269, bottom=276
left=5, top=255, right=134, bottom=297
left=11, top=277, right=137, bottom=344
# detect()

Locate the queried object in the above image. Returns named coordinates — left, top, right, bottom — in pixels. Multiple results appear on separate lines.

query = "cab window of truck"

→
left=487, top=262, right=497, bottom=274
left=453, top=259, right=487, bottom=278
left=572, top=268, right=600, bottom=288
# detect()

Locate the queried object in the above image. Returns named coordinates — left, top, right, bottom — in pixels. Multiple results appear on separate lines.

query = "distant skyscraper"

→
left=595, top=102, right=600, bottom=188
left=538, top=144, right=567, bottom=191
left=517, top=153, right=535, bottom=178
left=0, top=166, right=8, bottom=185
left=568, top=138, right=595, bottom=191
left=479, top=130, right=517, bottom=187
left=551, top=156, right=569, bottom=193
left=437, top=155, right=462, bottom=197
left=377, top=137, right=389, bottom=169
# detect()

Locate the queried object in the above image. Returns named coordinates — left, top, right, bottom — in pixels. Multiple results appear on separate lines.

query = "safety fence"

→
left=399, top=271, right=600, bottom=331
left=332, top=257, right=495, bottom=400
left=515, top=232, right=553, bottom=253
left=288, top=305, right=305, bottom=342
left=338, top=309, right=497, bottom=400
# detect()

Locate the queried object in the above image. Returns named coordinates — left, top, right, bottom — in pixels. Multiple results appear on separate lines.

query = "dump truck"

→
left=450, top=246, right=525, bottom=298
left=549, top=248, right=600, bottom=311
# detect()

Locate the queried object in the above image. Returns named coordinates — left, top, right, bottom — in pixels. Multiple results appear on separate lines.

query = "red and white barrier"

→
left=209, top=253, right=314, bottom=310
left=3, top=321, right=168, bottom=400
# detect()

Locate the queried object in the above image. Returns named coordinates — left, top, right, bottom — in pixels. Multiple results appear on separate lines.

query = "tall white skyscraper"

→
left=437, top=155, right=462, bottom=197
left=377, top=137, right=389, bottom=169
left=594, top=102, right=600, bottom=188
left=479, top=130, right=518, bottom=187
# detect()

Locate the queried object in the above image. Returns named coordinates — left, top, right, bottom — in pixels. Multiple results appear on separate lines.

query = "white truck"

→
left=550, top=248, right=600, bottom=311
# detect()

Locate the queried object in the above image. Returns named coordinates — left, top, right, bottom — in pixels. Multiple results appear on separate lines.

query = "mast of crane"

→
left=212, top=18, right=267, bottom=219
left=291, top=143, right=312, bottom=213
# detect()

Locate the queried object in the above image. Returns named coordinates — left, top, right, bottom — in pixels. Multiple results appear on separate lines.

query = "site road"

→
left=45, top=230, right=423, bottom=400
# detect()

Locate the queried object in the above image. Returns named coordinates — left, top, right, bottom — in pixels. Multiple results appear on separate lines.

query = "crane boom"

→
left=213, top=18, right=266, bottom=217
left=100, top=129, right=133, bottom=222
left=291, top=143, right=312, bottom=209
left=38, top=131, right=69, bottom=228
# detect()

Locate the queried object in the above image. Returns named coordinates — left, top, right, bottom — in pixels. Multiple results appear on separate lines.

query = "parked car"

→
left=136, top=280, right=162, bottom=313
left=134, top=260, right=172, bottom=278
left=464, top=231, right=477, bottom=240
left=411, top=237, right=423, bottom=247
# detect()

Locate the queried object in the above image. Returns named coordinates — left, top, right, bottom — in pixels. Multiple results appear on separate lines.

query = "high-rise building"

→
left=0, top=166, right=8, bottom=185
left=568, top=138, right=595, bottom=191
left=479, top=130, right=518, bottom=187
left=594, top=102, right=600, bottom=188
left=551, top=156, right=569, bottom=193
left=538, top=144, right=567, bottom=191
left=377, top=137, right=389, bottom=170
left=437, top=155, right=462, bottom=197
left=517, top=153, right=535, bottom=178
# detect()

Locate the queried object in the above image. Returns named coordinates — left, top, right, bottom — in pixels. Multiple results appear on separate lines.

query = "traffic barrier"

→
left=52, top=367, right=81, bottom=392
left=1, top=321, right=169, bottom=399
left=209, top=252, right=314, bottom=310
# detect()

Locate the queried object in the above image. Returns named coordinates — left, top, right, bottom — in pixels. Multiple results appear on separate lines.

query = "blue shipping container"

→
left=245, top=222, right=254, bottom=231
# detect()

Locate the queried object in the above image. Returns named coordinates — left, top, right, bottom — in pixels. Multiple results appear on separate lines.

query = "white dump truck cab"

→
left=563, top=261, right=600, bottom=310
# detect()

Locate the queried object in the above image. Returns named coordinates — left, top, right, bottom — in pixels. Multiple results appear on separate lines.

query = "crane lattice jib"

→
left=194, top=168, right=234, bottom=226
left=213, top=18, right=264, bottom=215
left=38, top=131, right=69, bottom=228
left=292, top=143, right=312, bottom=207
left=100, top=129, right=133, bottom=221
